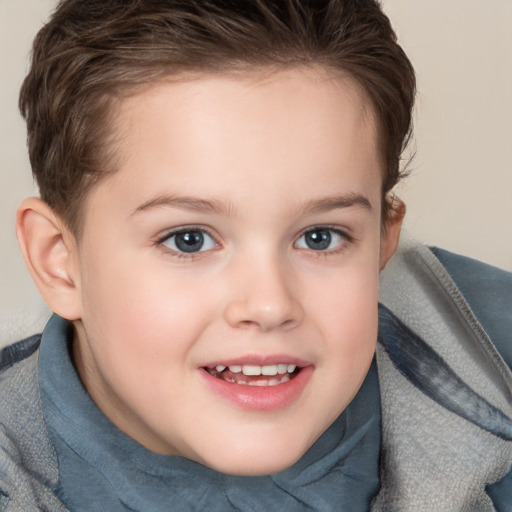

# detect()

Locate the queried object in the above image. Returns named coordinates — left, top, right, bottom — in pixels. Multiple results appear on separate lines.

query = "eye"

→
left=160, top=228, right=217, bottom=254
left=295, top=227, right=346, bottom=251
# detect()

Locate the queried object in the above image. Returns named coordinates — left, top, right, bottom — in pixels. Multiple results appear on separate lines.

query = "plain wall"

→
left=384, top=0, right=512, bottom=272
left=1, top=1, right=511, bottom=341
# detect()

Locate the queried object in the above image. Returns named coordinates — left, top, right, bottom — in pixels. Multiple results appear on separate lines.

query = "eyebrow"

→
left=298, top=193, right=373, bottom=216
left=131, top=192, right=372, bottom=217
left=131, top=195, right=235, bottom=216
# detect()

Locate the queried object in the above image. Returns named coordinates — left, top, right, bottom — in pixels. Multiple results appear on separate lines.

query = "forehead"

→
left=89, top=67, right=381, bottom=217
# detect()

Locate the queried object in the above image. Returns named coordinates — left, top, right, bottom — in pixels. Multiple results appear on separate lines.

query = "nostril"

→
left=235, top=317, right=299, bottom=332
left=223, top=288, right=304, bottom=331
left=281, top=318, right=299, bottom=330
left=237, top=319, right=258, bottom=330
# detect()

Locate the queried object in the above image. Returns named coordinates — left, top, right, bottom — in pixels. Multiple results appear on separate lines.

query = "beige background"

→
left=1, top=1, right=511, bottom=331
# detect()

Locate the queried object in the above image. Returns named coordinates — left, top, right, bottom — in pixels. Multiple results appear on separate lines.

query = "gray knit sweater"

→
left=1, top=238, right=511, bottom=511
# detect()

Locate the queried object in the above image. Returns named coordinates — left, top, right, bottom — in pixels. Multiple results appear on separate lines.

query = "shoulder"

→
left=1, top=335, right=41, bottom=371
left=0, top=337, right=66, bottom=512
left=0, top=335, right=42, bottom=440
left=0, top=336, right=42, bottom=424
left=430, top=247, right=512, bottom=369
left=378, top=235, right=512, bottom=436
left=375, top=239, right=512, bottom=510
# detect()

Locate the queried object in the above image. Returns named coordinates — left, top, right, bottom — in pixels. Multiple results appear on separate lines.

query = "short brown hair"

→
left=20, top=0, right=415, bottom=235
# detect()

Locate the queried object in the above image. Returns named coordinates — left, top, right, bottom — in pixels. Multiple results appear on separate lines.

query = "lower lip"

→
left=199, top=366, right=313, bottom=412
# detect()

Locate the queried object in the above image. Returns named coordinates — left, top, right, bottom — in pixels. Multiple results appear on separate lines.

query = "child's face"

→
left=70, top=67, right=401, bottom=475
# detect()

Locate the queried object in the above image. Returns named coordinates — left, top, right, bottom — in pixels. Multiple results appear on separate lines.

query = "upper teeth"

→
left=214, top=364, right=297, bottom=376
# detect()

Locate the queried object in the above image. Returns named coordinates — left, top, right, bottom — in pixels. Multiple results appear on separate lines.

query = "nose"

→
left=223, top=257, right=304, bottom=332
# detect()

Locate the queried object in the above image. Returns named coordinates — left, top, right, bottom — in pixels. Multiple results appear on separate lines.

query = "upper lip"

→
left=201, top=354, right=312, bottom=369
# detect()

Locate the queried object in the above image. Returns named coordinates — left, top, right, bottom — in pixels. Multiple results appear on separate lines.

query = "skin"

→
left=17, top=67, right=403, bottom=476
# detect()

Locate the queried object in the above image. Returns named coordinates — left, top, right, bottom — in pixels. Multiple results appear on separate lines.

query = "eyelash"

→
left=155, top=225, right=353, bottom=260
left=294, top=226, right=353, bottom=256
left=155, top=226, right=219, bottom=260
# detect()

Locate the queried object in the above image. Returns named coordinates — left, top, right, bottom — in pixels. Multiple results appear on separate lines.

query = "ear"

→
left=16, top=197, right=82, bottom=320
left=379, top=196, right=405, bottom=271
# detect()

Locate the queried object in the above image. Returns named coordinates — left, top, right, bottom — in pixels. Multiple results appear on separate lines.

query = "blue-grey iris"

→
left=305, top=229, right=331, bottom=250
left=174, top=231, right=205, bottom=253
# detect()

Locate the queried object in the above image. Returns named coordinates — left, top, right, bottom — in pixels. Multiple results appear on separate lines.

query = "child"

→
left=1, top=1, right=511, bottom=510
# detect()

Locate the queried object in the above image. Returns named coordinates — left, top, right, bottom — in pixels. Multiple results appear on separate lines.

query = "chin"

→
left=210, top=458, right=299, bottom=477
left=198, top=441, right=308, bottom=477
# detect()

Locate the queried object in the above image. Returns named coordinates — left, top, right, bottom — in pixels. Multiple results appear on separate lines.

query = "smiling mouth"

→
left=204, top=364, right=301, bottom=387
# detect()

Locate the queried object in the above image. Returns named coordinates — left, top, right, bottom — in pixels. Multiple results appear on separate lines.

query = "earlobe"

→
left=379, top=196, right=405, bottom=271
left=16, top=197, right=82, bottom=320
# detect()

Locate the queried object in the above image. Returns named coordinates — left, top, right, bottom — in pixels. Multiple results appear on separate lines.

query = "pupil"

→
left=306, top=229, right=331, bottom=250
left=175, top=231, right=204, bottom=253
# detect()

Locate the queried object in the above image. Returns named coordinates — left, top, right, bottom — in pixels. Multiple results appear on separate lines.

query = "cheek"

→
left=77, top=260, right=210, bottom=406
left=80, top=254, right=218, bottom=361
left=312, top=259, right=379, bottom=332
left=307, top=258, right=379, bottom=381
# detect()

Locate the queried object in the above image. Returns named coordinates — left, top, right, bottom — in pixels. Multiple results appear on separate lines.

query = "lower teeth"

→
left=214, top=373, right=292, bottom=386
left=237, top=375, right=290, bottom=386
